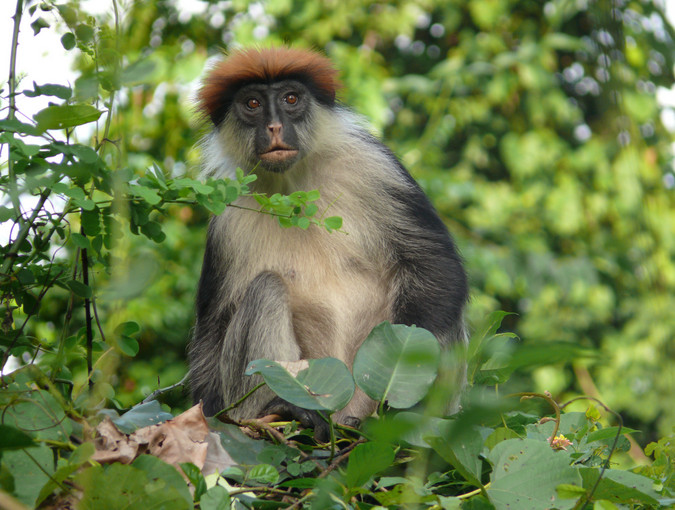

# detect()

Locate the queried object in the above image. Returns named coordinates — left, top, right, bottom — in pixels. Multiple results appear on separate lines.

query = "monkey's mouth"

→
left=260, top=145, right=299, bottom=164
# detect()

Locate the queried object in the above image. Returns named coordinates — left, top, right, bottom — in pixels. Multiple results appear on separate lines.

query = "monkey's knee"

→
left=240, top=271, right=289, bottom=309
left=226, top=270, right=299, bottom=377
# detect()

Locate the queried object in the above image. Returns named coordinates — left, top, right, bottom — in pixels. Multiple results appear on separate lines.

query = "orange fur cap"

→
left=198, top=47, right=341, bottom=125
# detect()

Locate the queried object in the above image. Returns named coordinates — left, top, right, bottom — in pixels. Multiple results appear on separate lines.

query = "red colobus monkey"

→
left=189, top=47, right=468, bottom=434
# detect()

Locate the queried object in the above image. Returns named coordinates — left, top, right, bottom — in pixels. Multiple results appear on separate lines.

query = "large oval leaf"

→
left=245, top=358, right=354, bottom=412
left=34, top=104, right=102, bottom=131
left=353, top=322, right=440, bottom=408
left=487, top=438, right=582, bottom=510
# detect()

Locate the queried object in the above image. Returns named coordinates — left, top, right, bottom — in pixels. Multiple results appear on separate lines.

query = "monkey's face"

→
left=229, top=80, right=314, bottom=173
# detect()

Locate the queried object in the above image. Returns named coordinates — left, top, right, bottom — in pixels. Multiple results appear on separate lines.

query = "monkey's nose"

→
left=267, top=122, right=282, bottom=135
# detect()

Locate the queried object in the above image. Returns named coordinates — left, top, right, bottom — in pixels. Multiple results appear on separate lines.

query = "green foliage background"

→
left=2, top=0, right=674, bottom=448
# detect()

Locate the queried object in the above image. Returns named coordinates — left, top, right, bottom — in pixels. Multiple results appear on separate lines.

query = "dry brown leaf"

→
left=91, top=417, right=140, bottom=464
left=202, top=431, right=237, bottom=476
left=91, top=403, right=210, bottom=472
left=133, top=403, right=210, bottom=469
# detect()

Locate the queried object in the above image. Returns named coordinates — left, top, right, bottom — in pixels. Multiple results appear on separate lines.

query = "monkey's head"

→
left=198, top=47, right=340, bottom=173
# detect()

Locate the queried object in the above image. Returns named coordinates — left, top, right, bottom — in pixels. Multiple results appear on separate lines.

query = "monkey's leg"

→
left=221, top=271, right=335, bottom=440
left=219, top=271, right=301, bottom=420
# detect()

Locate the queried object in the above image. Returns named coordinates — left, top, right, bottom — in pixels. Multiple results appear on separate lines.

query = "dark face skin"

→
left=232, top=80, right=311, bottom=172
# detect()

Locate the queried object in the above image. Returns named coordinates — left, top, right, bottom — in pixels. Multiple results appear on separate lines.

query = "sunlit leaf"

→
left=34, top=104, right=102, bottom=131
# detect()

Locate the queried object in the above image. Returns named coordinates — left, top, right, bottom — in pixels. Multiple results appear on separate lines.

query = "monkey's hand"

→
left=259, top=397, right=330, bottom=442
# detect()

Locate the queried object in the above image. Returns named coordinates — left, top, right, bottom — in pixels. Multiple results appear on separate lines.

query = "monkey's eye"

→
left=246, top=98, right=261, bottom=110
left=284, top=94, right=298, bottom=105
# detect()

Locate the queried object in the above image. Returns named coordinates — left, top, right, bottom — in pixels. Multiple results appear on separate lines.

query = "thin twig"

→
left=80, top=237, right=93, bottom=391
left=215, top=382, right=265, bottom=417
left=318, top=438, right=366, bottom=479
left=1, top=191, right=51, bottom=277
left=6, top=0, right=25, bottom=218
left=227, top=486, right=294, bottom=498
left=141, top=374, right=188, bottom=404
left=511, top=391, right=561, bottom=446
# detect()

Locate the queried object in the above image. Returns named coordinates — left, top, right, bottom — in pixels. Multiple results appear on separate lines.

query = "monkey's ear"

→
left=259, top=396, right=331, bottom=442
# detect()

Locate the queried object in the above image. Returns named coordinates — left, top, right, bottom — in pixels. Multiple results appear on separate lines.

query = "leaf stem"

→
left=0, top=190, right=51, bottom=276
left=215, top=382, right=266, bottom=418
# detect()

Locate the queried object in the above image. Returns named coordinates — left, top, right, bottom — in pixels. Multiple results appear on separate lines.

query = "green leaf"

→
left=484, top=427, right=522, bottom=450
left=30, top=17, right=50, bottom=35
left=71, top=233, right=92, bottom=250
left=61, top=32, right=76, bottom=50
left=556, top=483, right=587, bottom=499
left=70, top=442, right=96, bottom=465
left=0, top=206, right=15, bottom=222
left=0, top=118, right=41, bottom=135
left=4, top=445, right=54, bottom=507
left=0, top=425, right=36, bottom=450
left=77, top=463, right=191, bottom=510
left=114, top=320, right=141, bottom=356
left=278, top=478, right=318, bottom=489
left=117, top=335, right=139, bottom=357
left=345, top=441, right=395, bottom=488
left=593, top=501, right=620, bottom=510
left=324, top=216, right=342, bottom=231
left=132, top=455, right=192, bottom=508
left=468, top=310, right=514, bottom=361
left=579, top=467, right=660, bottom=506
left=67, top=143, right=100, bottom=163
left=248, top=464, right=279, bottom=484
left=37, top=446, right=97, bottom=507
left=52, top=182, right=85, bottom=200
left=0, top=132, right=40, bottom=156
left=16, top=268, right=35, bottom=285
left=76, top=197, right=97, bottom=211
left=353, top=322, right=440, bottom=408
left=304, top=203, right=318, bottom=217
left=129, top=184, right=161, bottom=205
left=2, top=388, right=71, bottom=442
left=122, top=58, right=157, bottom=85
left=306, top=189, right=321, bottom=201
left=34, top=104, right=102, bottom=131
left=200, top=485, right=231, bottom=510
left=487, top=439, right=582, bottom=510
left=586, top=426, right=639, bottom=444
left=297, top=216, right=310, bottom=229
left=140, top=220, right=166, bottom=242
left=23, top=82, right=72, bottom=100
left=66, top=279, right=92, bottom=299
left=81, top=208, right=101, bottom=236
left=390, top=412, right=451, bottom=448
left=75, top=23, right=95, bottom=43
left=114, top=321, right=140, bottom=337
left=207, top=422, right=266, bottom=465
left=108, top=400, right=173, bottom=434
left=196, top=194, right=227, bottom=215
left=245, top=358, right=355, bottom=412
left=426, top=425, right=485, bottom=488
left=36, top=464, right=81, bottom=506
left=180, top=462, right=207, bottom=502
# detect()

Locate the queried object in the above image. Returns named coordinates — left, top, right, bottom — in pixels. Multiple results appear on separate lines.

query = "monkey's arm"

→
left=189, top=220, right=233, bottom=416
left=389, top=181, right=468, bottom=344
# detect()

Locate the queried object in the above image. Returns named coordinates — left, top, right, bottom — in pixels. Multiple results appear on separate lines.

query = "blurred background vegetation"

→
left=3, top=0, right=674, bottom=448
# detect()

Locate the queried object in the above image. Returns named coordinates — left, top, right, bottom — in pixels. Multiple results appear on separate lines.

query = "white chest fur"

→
left=213, top=199, right=393, bottom=362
